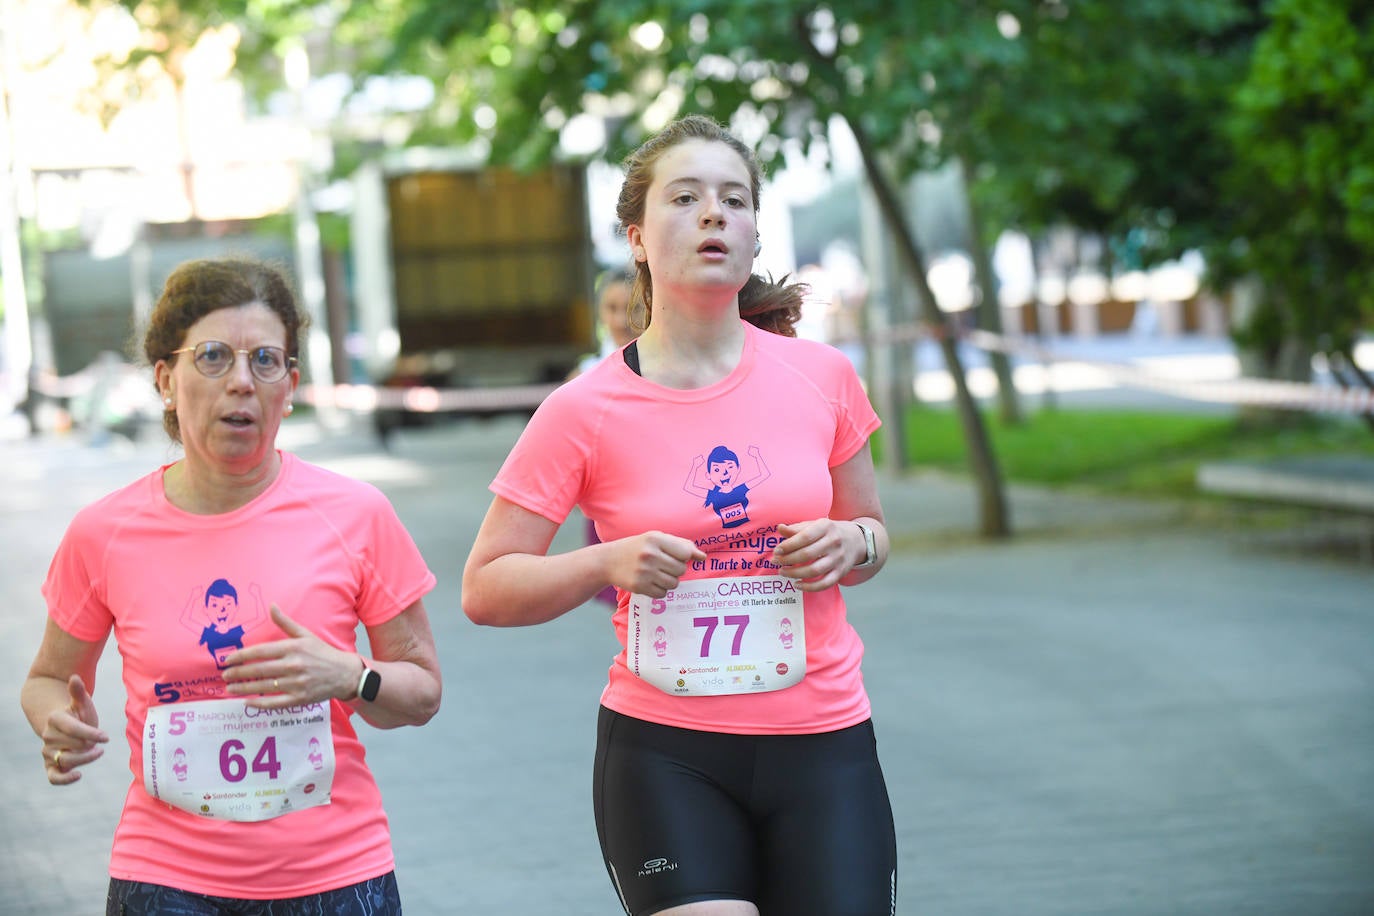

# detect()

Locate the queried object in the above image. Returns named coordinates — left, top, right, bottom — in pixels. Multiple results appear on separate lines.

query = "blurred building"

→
left=3, top=0, right=307, bottom=392
left=14, top=1, right=303, bottom=234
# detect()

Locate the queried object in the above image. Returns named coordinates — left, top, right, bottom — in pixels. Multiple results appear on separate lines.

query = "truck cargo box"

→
left=351, top=154, right=596, bottom=434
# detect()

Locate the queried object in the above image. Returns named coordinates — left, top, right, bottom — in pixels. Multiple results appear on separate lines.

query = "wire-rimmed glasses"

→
left=169, top=341, right=297, bottom=383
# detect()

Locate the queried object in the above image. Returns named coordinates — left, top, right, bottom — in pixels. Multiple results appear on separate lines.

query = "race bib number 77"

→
left=628, top=575, right=806, bottom=696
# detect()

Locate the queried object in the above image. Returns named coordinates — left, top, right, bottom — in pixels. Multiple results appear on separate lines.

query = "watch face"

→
left=857, top=522, right=876, bottom=567
left=360, top=669, right=381, bottom=702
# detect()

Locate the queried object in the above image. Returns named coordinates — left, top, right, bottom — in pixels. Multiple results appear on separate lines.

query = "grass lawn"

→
left=880, top=406, right=1374, bottom=499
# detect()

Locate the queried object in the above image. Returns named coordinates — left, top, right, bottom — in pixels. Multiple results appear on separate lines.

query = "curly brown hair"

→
left=143, top=257, right=307, bottom=442
left=615, top=115, right=804, bottom=337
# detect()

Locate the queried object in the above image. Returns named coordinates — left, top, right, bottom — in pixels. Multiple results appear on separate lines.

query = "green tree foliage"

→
left=74, top=0, right=320, bottom=112
left=371, top=0, right=1027, bottom=534
left=1214, top=0, right=1374, bottom=381
left=63, top=0, right=1374, bottom=510
left=958, top=0, right=1370, bottom=392
left=965, top=1, right=1257, bottom=246
left=71, top=1, right=1370, bottom=382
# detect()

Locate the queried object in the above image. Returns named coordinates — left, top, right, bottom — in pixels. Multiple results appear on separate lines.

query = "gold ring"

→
left=273, top=679, right=280, bottom=690
left=53, top=750, right=63, bottom=770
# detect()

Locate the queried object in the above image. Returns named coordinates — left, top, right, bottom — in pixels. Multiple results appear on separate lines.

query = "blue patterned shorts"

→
left=106, top=871, right=402, bottom=915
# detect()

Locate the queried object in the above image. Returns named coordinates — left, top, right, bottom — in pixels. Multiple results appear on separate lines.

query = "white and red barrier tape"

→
left=961, top=328, right=1374, bottom=416
left=287, top=329, right=1370, bottom=417
left=297, top=381, right=561, bottom=413
left=26, top=329, right=1372, bottom=417
left=289, top=327, right=1370, bottom=416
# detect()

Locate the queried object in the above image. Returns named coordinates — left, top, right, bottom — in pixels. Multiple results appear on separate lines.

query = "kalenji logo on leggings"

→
left=638, top=857, right=679, bottom=877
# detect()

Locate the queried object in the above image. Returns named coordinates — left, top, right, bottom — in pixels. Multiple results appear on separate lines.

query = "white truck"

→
left=350, top=151, right=596, bottom=436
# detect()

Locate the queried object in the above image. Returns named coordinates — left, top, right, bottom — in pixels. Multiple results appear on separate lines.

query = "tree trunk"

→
left=846, top=116, right=1011, bottom=538
left=959, top=155, right=1021, bottom=425
left=858, top=177, right=911, bottom=474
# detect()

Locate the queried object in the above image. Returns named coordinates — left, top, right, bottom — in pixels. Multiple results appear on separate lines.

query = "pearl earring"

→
left=284, top=403, right=294, bottom=416
left=163, top=396, right=173, bottom=408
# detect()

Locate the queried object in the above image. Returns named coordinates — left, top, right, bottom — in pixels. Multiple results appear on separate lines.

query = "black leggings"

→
left=593, top=707, right=897, bottom=915
left=106, top=871, right=402, bottom=915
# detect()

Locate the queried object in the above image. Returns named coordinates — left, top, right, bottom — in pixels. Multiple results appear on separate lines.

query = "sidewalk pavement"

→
left=2, top=415, right=1372, bottom=915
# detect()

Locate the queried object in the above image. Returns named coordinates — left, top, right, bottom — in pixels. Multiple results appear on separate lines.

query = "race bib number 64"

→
left=628, top=575, right=806, bottom=696
left=143, top=697, right=334, bottom=822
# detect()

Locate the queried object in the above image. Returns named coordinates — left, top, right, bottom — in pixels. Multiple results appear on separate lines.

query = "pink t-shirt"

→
left=491, top=320, right=881, bottom=735
left=42, top=451, right=436, bottom=898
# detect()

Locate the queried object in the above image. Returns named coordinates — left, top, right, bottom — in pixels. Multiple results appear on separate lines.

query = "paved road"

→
left=2, top=416, right=1372, bottom=915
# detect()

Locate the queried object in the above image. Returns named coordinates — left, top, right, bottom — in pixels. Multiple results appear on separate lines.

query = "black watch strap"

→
left=357, top=665, right=381, bottom=702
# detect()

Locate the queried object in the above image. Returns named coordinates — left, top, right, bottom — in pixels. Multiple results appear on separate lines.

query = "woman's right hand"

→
left=464, top=498, right=707, bottom=626
left=41, top=674, right=107, bottom=786
left=609, top=531, right=706, bottom=598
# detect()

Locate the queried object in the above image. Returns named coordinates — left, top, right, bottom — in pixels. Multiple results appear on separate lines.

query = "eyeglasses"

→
left=170, top=341, right=296, bottom=383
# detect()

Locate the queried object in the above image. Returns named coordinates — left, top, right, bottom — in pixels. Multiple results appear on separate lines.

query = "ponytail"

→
left=738, top=273, right=806, bottom=338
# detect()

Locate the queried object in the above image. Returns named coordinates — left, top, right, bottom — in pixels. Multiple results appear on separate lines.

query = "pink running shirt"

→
left=42, top=452, right=435, bottom=898
left=491, top=320, right=881, bottom=735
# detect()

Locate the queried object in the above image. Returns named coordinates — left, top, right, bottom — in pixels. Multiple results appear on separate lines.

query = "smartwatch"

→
left=854, top=521, right=878, bottom=568
left=357, top=663, right=381, bottom=702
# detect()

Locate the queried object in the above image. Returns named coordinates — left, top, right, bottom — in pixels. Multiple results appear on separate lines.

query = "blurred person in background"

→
left=463, top=114, right=896, bottom=915
left=570, top=269, right=643, bottom=606
left=20, top=256, right=442, bottom=915
left=569, top=268, right=641, bottom=381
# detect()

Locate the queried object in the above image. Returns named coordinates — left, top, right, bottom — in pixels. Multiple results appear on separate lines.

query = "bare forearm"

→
left=349, top=655, right=442, bottom=729
left=463, top=545, right=612, bottom=627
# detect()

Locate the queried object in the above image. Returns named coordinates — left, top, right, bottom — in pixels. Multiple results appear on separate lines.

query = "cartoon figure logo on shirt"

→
left=308, top=736, right=324, bottom=771
left=779, top=617, right=795, bottom=650
left=178, top=579, right=268, bottom=669
left=172, top=747, right=189, bottom=782
left=683, top=445, right=771, bottom=529
left=653, top=626, right=669, bottom=658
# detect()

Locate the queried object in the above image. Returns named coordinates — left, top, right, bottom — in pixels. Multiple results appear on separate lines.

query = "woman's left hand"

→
left=221, top=604, right=361, bottom=708
left=772, top=519, right=863, bottom=591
